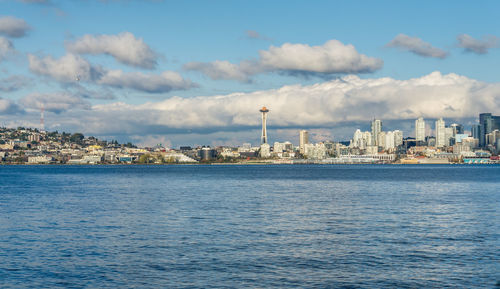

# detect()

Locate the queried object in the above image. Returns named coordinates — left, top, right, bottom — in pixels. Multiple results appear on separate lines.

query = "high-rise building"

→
left=259, top=107, right=269, bottom=144
left=486, top=130, right=500, bottom=147
left=363, top=131, right=372, bottom=149
left=415, top=117, right=426, bottom=142
left=445, top=127, right=454, bottom=146
left=371, top=119, right=382, bottom=146
left=479, top=113, right=500, bottom=147
left=393, top=130, right=403, bottom=147
left=471, top=124, right=480, bottom=139
left=352, top=129, right=363, bottom=148
left=299, top=130, right=309, bottom=154
left=384, top=131, right=394, bottom=150
left=435, top=118, right=446, bottom=147
left=377, top=131, right=386, bottom=149
left=450, top=123, right=464, bottom=135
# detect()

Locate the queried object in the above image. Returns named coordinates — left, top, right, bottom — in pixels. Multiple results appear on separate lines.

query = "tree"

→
left=138, top=154, right=156, bottom=164
left=70, top=133, right=84, bottom=143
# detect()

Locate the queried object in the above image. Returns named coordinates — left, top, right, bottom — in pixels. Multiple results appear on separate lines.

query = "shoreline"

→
left=1, top=162, right=498, bottom=166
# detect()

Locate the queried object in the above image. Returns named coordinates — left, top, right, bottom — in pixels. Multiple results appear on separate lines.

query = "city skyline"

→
left=1, top=1, right=500, bottom=146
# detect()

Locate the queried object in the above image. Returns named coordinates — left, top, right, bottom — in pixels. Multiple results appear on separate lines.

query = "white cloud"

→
left=28, top=53, right=102, bottom=83
left=387, top=34, right=448, bottom=59
left=259, top=40, right=383, bottom=74
left=28, top=53, right=194, bottom=93
left=0, top=37, right=15, bottom=61
left=0, top=16, right=30, bottom=38
left=19, top=92, right=91, bottom=113
left=98, top=70, right=196, bottom=93
left=185, top=39, right=383, bottom=82
left=457, top=34, right=498, bottom=54
left=66, top=32, right=158, bottom=69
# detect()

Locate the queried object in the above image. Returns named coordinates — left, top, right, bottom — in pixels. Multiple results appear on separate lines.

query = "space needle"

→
left=259, top=106, right=269, bottom=144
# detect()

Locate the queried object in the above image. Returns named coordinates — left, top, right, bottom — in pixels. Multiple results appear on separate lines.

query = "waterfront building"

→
left=299, top=130, right=309, bottom=154
left=27, top=155, right=53, bottom=164
left=365, top=145, right=378, bottom=155
left=199, top=147, right=217, bottom=161
left=435, top=118, right=446, bottom=148
left=303, top=143, right=327, bottom=159
left=371, top=119, right=382, bottom=146
left=259, top=143, right=271, bottom=158
left=272, top=141, right=294, bottom=158
left=220, top=148, right=240, bottom=159
left=238, top=143, right=252, bottom=152
left=259, top=107, right=269, bottom=144
left=415, top=117, right=426, bottom=142
left=283, top=141, right=293, bottom=151
left=273, top=142, right=285, bottom=153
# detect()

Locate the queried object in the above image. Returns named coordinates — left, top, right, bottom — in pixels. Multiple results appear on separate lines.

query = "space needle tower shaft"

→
left=259, top=106, right=269, bottom=144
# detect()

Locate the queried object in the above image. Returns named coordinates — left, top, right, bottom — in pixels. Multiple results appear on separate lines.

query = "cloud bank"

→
left=8, top=71, right=496, bottom=137
left=185, top=39, right=383, bottom=81
left=66, top=32, right=158, bottom=69
left=457, top=34, right=498, bottom=54
left=0, top=16, right=30, bottom=38
left=387, top=34, right=448, bottom=59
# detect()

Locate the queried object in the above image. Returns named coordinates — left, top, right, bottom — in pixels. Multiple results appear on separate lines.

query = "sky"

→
left=1, top=0, right=500, bottom=147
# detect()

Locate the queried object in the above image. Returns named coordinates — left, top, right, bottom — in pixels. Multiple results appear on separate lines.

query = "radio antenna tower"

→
left=40, top=104, right=45, bottom=132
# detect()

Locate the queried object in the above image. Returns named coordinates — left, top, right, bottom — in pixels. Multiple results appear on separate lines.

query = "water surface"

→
left=0, top=165, right=499, bottom=288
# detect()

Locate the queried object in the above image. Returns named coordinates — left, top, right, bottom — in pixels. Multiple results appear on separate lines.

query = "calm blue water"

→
left=0, top=165, right=499, bottom=288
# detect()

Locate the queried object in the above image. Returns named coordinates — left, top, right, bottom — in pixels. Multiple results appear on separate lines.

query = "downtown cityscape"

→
left=1, top=111, right=499, bottom=164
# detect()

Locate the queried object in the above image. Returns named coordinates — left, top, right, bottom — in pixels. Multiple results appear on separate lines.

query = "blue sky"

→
left=1, top=0, right=500, bottom=147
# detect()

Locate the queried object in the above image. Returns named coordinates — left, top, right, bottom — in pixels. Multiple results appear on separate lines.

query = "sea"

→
left=0, top=164, right=499, bottom=288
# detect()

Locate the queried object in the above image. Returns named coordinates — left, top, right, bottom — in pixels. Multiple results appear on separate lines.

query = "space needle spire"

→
left=259, top=106, right=269, bottom=144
